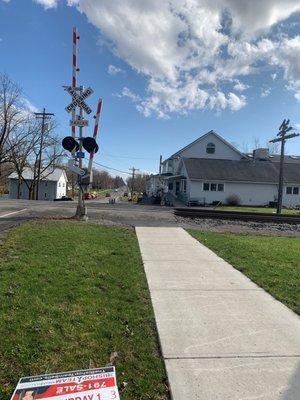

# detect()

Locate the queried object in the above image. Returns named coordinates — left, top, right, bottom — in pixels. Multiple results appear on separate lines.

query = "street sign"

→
left=68, top=158, right=86, bottom=176
left=65, top=86, right=94, bottom=114
left=76, top=151, right=85, bottom=158
left=10, top=367, right=120, bottom=400
left=70, top=118, right=89, bottom=127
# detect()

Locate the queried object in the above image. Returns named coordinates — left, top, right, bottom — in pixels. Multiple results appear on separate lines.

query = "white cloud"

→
left=107, top=64, right=124, bottom=75
left=21, top=98, right=40, bottom=114
left=271, top=73, right=277, bottom=80
left=34, top=0, right=59, bottom=9
left=261, top=87, right=271, bottom=97
left=67, top=0, right=300, bottom=117
left=117, top=87, right=141, bottom=103
left=233, top=80, right=249, bottom=92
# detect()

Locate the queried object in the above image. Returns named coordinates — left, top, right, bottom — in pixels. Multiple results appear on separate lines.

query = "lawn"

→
left=216, top=205, right=300, bottom=215
left=0, top=221, right=168, bottom=399
left=188, top=230, right=300, bottom=314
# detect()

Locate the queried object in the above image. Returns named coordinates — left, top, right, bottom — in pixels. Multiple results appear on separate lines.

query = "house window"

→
left=45, top=182, right=48, bottom=187
left=63, top=183, right=65, bottom=187
left=168, top=182, right=173, bottom=190
left=58, top=183, right=61, bottom=187
left=203, top=182, right=225, bottom=192
left=286, top=186, right=299, bottom=195
left=44, top=193, right=47, bottom=198
left=206, top=142, right=215, bottom=154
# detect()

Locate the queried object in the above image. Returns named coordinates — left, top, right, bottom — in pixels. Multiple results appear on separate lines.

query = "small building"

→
left=8, top=167, right=68, bottom=201
left=148, top=131, right=300, bottom=207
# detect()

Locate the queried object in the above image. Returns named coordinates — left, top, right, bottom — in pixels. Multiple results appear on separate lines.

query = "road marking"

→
left=0, top=209, right=27, bottom=218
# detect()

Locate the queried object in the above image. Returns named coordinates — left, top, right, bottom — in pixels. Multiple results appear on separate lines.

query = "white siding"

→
left=9, top=176, right=67, bottom=201
left=180, top=133, right=242, bottom=160
left=56, top=174, right=67, bottom=198
left=162, top=132, right=243, bottom=175
left=189, top=180, right=300, bottom=207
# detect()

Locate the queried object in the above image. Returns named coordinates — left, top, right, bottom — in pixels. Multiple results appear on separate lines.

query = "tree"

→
left=8, top=118, right=64, bottom=199
left=113, top=175, right=125, bottom=188
left=126, top=173, right=149, bottom=193
left=0, top=74, right=26, bottom=166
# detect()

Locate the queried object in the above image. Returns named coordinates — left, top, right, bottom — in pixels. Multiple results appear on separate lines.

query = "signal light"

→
left=62, top=136, right=80, bottom=152
left=82, top=137, right=99, bottom=153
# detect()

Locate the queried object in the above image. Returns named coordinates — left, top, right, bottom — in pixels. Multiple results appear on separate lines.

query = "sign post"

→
left=63, top=27, right=102, bottom=219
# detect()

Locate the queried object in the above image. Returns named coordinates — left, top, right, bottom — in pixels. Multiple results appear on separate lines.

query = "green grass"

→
left=188, top=230, right=300, bottom=314
left=217, top=205, right=300, bottom=215
left=0, top=222, right=168, bottom=400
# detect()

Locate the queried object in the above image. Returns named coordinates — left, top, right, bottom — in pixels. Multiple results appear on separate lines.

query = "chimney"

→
left=253, top=148, right=269, bottom=160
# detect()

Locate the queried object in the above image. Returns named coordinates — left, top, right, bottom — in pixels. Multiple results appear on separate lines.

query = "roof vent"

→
left=253, top=148, right=269, bottom=160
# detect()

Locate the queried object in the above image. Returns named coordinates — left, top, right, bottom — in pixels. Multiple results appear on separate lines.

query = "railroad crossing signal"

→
left=82, top=137, right=99, bottom=154
left=62, top=136, right=99, bottom=154
left=65, top=86, right=93, bottom=114
left=62, top=136, right=79, bottom=152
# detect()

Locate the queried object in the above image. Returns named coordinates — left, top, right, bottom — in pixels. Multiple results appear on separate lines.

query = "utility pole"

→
left=269, top=119, right=299, bottom=214
left=129, top=167, right=139, bottom=198
left=34, top=108, right=54, bottom=200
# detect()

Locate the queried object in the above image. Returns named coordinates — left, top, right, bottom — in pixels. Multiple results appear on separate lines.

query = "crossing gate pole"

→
left=87, top=98, right=103, bottom=183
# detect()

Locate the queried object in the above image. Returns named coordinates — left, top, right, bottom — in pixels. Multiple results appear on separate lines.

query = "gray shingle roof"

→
left=183, top=158, right=300, bottom=184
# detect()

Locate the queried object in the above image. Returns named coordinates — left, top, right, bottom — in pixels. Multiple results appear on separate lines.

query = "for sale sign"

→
left=10, top=367, right=120, bottom=400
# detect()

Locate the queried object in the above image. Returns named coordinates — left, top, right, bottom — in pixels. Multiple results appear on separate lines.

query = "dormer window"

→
left=206, top=142, right=215, bottom=154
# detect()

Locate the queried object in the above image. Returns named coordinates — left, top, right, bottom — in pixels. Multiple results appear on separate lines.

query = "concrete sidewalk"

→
left=136, top=227, right=300, bottom=400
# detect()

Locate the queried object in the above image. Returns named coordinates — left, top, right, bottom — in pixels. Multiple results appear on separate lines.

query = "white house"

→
left=149, top=131, right=300, bottom=207
left=8, top=168, right=68, bottom=201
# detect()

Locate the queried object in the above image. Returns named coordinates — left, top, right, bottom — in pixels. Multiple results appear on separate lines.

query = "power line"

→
left=101, top=151, right=157, bottom=161
left=92, top=160, right=131, bottom=175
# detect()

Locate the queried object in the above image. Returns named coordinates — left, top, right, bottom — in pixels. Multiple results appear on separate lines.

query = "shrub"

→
left=226, top=194, right=241, bottom=206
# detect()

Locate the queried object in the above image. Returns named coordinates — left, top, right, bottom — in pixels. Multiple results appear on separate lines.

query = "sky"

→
left=1, top=0, right=300, bottom=177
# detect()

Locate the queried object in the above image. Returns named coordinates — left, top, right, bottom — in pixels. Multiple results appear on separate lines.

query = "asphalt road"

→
left=0, top=197, right=176, bottom=234
left=1, top=196, right=298, bottom=236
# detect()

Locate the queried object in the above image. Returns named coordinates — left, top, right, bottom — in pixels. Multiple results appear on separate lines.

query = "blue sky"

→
left=1, top=0, right=300, bottom=177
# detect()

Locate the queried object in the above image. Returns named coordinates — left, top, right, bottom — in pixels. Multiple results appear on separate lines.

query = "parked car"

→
left=123, top=192, right=128, bottom=197
left=54, top=196, right=73, bottom=201
left=84, top=192, right=97, bottom=200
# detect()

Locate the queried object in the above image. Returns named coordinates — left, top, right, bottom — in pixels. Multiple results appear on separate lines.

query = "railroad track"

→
left=174, top=207, right=300, bottom=224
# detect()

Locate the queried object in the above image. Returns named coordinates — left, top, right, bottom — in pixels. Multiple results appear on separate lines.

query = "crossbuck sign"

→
left=65, top=86, right=94, bottom=114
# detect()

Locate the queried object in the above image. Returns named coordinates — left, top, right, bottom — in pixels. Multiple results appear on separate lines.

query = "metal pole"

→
left=76, top=85, right=86, bottom=218
left=71, top=27, right=78, bottom=141
left=277, top=138, right=285, bottom=214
